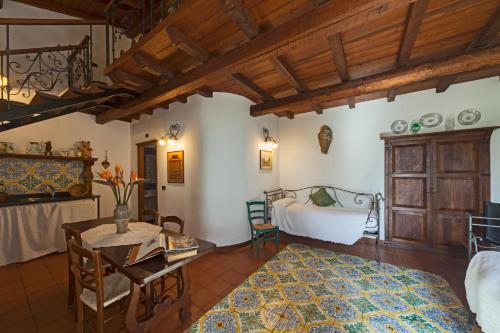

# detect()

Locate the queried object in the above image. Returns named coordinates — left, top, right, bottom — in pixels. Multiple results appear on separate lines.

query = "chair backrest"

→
left=160, top=215, right=185, bottom=234
left=247, top=201, right=266, bottom=226
left=140, top=209, right=160, bottom=225
left=67, top=239, right=105, bottom=313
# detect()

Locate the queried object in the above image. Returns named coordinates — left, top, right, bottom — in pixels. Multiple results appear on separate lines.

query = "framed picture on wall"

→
left=167, top=150, right=184, bottom=183
left=260, top=150, right=272, bottom=170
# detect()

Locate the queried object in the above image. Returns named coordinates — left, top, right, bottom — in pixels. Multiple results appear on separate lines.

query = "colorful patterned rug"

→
left=187, top=243, right=472, bottom=332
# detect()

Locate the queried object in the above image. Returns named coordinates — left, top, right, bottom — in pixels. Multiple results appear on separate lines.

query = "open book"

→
left=124, top=233, right=199, bottom=266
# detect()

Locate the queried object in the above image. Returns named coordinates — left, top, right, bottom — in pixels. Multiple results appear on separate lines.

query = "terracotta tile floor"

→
left=0, top=233, right=469, bottom=333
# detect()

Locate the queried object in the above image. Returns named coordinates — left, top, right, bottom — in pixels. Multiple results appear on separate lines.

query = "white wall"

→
left=278, top=77, right=500, bottom=238
left=0, top=113, right=131, bottom=217
left=130, top=93, right=279, bottom=246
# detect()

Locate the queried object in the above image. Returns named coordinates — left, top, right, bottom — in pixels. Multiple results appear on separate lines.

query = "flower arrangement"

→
left=94, top=165, right=143, bottom=206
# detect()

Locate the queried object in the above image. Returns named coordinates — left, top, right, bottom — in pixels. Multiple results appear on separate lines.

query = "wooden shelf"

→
left=0, top=153, right=98, bottom=162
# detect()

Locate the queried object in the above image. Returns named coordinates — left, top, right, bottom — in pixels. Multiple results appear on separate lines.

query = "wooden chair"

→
left=140, top=209, right=159, bottom=225
left=160, top=215, right=185, bottom=234
left=68, top=239, right=130, bottom=333
left=246, top=201, right=279, bottom=256
left=158, top=215, right=185, bottom=298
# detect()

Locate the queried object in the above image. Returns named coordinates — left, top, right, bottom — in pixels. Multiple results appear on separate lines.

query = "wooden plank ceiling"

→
left=16, top=0, right=500, bottom=122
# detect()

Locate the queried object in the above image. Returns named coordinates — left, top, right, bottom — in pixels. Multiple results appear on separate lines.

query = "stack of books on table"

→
left=166, top=235, right=199, bottom=262
left=124, top=234, right=199, bottom=266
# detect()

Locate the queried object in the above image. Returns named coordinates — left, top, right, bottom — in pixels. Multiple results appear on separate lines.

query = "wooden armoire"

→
left=382, top=127, right=498, bottom=254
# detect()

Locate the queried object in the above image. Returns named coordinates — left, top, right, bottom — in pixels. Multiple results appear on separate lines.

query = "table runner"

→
left=81, top=222, right=162, bottom=250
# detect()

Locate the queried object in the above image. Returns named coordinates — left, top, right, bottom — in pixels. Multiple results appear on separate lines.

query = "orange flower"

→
left=115, top=164, right=123, bottom=177
left=131, top=171, right=138, bottom=182
left=113, top=175, right=120, bottom=185
left=97, top=169, right=113, bottom=180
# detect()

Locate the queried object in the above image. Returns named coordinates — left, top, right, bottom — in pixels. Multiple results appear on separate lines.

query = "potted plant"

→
left=94, top=165, right=143, bottom=234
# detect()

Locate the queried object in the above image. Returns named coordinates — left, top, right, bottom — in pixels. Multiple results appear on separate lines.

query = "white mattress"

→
left=271, top=198, right=369, bottom=245
left=465, top=251, right=500, bottom=333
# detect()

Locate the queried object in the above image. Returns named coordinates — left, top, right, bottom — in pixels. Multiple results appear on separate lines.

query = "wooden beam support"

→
left=398, top=0, right=429, bottom=67
left=166, top=26, right=211, bottom=63
left=328, top=33, right=350, bottom=82
left=250, top=45, right=500, bottom=116
left=108, top=69, right=152, bottom=90
left=232, top=73, right=273, bottom=101
left=98, top=0, right=415, bottom=123
left=194, top=86, right=214, bottom=98
left=175, top=95, right=188, bottom=104
left=348, top=97, right=355, bottom=109
left=132, top=53, right=174, bottom=79
left=272, top=55, right=306, bottom=93
left=278, top=111, right=295, bottom=119
left=312, top=104, right=323, bottom=114
left=219, top=0, right=259, bottom=39
left=435, top=6, right=500, bottom=93
left=387, top=88, right=397, bottom=102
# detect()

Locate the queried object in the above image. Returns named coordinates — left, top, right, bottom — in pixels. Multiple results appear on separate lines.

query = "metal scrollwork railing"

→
left=104, top=0, right=183, bottom=65
left=1, top=26, right=94, bottom=107
left=5, top=37, right=92, bottom=99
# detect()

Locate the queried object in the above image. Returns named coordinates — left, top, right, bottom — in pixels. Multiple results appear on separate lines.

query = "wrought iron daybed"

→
left=264, top=186, right=383, bottom=263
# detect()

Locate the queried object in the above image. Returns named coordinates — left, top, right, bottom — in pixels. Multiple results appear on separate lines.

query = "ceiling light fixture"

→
left=263, top=128, right=278, bottom=149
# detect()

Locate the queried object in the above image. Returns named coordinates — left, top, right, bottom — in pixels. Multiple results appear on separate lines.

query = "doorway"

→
left=137, top=140, right=158, bottom=222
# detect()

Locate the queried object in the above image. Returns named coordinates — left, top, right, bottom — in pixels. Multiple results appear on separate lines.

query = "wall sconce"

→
left=159, top=124, right=181, bottom=146
left=263, top=128, right=278, bottom=149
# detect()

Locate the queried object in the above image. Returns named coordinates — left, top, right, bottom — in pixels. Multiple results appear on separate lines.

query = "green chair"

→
left=246, top=201, right=279, bottom=256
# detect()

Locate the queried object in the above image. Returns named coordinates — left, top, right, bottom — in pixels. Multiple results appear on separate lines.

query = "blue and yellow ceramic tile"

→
left=187, top=244, right=472, bottom=332
left=0, top=157, right=84, bottom=194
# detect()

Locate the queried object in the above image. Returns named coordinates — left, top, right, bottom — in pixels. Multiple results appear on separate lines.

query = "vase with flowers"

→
left=94, top=165, right=143, bottom=234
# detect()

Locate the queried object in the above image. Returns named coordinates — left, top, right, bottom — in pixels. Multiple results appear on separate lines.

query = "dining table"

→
left=61, top=217, right=216, bottom=333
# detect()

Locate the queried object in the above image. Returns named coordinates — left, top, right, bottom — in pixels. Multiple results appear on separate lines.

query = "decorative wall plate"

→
left=458, top=109, right=481, bottom=125
left=419, top=113, right=443, bottom=128
left=69, top=183, right=87, bottom=197
left=391, top=120, right=408, bottom=134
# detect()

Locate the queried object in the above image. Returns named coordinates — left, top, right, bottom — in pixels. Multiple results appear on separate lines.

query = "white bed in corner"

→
left=265, top=186, right=382, bottom=250
left=271, top=197, right=370, bottom=245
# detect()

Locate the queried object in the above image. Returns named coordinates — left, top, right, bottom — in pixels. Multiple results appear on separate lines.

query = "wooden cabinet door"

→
left=432, top=138, right=482, bottom=250
left=386, top=141, right=431, bottom=247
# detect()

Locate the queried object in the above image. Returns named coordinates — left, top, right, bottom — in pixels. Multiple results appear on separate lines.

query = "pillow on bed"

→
left=309, top=188, right=336, bottom=207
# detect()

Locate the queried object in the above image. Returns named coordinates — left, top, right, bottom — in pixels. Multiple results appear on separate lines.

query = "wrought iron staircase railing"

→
left=0, top=21, right=139, bottom=131
left=104, top=0, right=182, bottom=64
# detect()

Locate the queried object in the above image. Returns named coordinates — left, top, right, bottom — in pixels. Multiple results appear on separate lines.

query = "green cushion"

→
left=309, top=188, right=336, bottom=207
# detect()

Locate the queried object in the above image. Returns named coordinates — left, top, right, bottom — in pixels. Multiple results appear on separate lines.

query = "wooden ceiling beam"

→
left=328, top=33, right=350, bottom=82
left=328, top=32, right=356, bottom=109
left=11, top=0, right=105, bottom=20
left=97, top=0, right=415, bottom=123
left=387, top=88, right=397, bottom=102
left=232, top=73, right=273, bottom=101
left=166, top=26, right=212, bottom=63
left=312, top=104, right=323, bottom=114
left=388, top=0, right=428, bottom=103
left=132, top=53, right=174, bottom=79
left=347, top=97, right=355, bottom=109
left=277, top=111, right=295, bottom=119
left=175, top=95, right=188, bottom=104
left=195, top=86, right=214, bottom=98
left=108, top=69, right=152, bottom=90
left=398, top=0, right=429, bottom=67
left=250, top=46, right=500, bottom=116
left=219, top=0, right=259, bottom=39
left=272, top=55, right=306, bottom=93
left=436, top=6, right=500, bottom=93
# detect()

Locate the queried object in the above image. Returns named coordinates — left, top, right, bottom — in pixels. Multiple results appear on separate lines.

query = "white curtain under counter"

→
left=0, top=199, right=98, bottom=266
